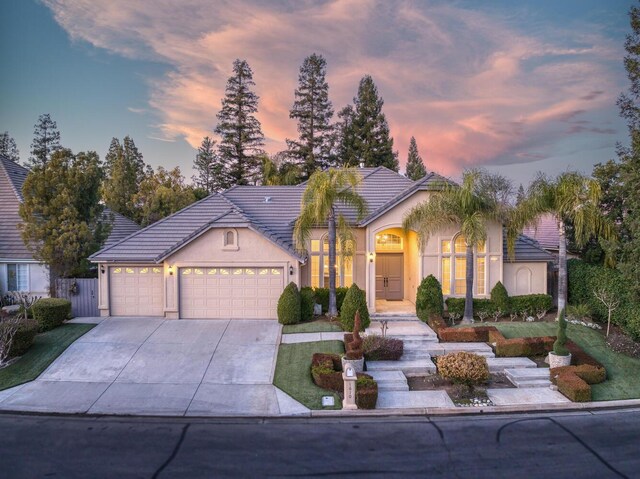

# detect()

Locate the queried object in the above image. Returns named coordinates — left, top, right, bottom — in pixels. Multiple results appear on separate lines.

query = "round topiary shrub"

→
left=437, top=351, right=490, bottom=386
left=300, top=287, right=315, bottom=322
left=31, top=298, right=72, bottom=331
left=490, top=281, right=510, bottom=314
left=416, top=275, right=444, bottom=322
left=277, top=282, right=301, bottom=325
left=339, top=283, right=370, bottom=331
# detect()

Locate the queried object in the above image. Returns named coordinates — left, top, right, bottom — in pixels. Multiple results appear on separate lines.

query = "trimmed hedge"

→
left=438, top=326, right=498, bottom=343
left=445, top=298, right=496, bottom=317
left=490, top=281, right=510, bottom=313
left=445, top=294, right=552, bottom=319
left=549, top=340, right=607, bottom=402
left=494, top=336, right=555, bottom=357
left=311, top=353, right=343, bottom=392
left=31, top=298, right=71, bottom=332
left=568, top=259, right=640, bottom=340
left=314, top=287, right=348, bottom=314
left=416, top=275, right=444, bottom=322
left=363, top=335, right=404, bottom=361
left=300, top=287, right=315, bottom=322
left=9, top=319, right=39, bottom=357
left=277, top=282, right=301, bottom=325
left=356, top=375, right=378, bottom=409
left=339, top=284, right=370, bottom=332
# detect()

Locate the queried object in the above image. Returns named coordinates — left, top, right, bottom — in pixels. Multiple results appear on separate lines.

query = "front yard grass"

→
left=0, top=323, right=95, bottom=391
left=282, top=319, right=343, bottom=334
left=273, top=340, right=344, bottom=409
left=485, top=322, right=640, bottom=401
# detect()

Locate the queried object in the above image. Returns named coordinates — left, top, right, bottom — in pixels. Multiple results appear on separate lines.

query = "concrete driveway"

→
left=0, top=318, right=308, bottom=416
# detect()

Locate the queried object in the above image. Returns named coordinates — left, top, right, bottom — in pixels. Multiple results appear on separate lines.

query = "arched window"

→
left=440, top=234, right=486, bottom=296
left=516, top=267, right=532, bottom=294
left=309, top=236, right=354, bottom=288
left=375, top=233, right=403, bottom=252
left=223, top=229, right=238, bottom=249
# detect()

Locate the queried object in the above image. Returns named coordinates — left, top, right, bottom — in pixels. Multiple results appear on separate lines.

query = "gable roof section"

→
left=503, top=234, right=554, bottom=262
left=522, top=213, right=559, bottom=251
left=0, top=155, right=32, bottom=260
left=102, top=208, right=142, bottom=249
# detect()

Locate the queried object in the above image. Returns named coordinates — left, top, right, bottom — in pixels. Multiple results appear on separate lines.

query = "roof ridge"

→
left=90, top=193, right=222, bottom=259
left=0, top=155, right=28, bottom=202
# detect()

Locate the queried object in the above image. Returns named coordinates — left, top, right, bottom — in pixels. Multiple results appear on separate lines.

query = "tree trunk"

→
left=558, top=219, right=567, bottom=317
left=328, top=207, right=338, bottom=318
left=462, top=244, right=474, bottom=324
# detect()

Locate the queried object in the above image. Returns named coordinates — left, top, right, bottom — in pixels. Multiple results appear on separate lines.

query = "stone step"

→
left=510, top=379, right=552, bottom=388
left=401, top=350, right=433, bottom=360
left=377, top=382, right=410, bottom=391
left=486, top=357, right=537, bottom=373
left=366, top=359, right=436, bottom=375
left=403, top=342, right=495, bottom=358
left=386, top=335, right=439, bottom=342
left=504, top=368, right=551, bottom=381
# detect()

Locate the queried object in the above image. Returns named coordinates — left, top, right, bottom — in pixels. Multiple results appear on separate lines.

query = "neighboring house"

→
left=0, top=155, right=141, bottom=296
left=522, top=213, right=579, bottom=259
left=90, top=166, right=553, bottom=320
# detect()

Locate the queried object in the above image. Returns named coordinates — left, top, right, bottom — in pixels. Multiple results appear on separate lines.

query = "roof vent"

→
left=264, top=196, right=272, bottom=203
left=359, top=162, right=365, bottom=168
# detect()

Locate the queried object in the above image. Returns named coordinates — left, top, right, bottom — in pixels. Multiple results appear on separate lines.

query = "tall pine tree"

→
left=335, top=105, right=358, bottom=167
left=193, top=136, right=227, bottom=193
left=287, top=53, right=334, bottom=179
left=215, top=59, right=264, bottom=186
left=28, top=113, right=61, bottom=167
left=101, top=136, right=146, bottom=221
left=616, top=4, right=640, bottom=300
left=0, top=131, right=20, bottom=162
left=342, top=75, right=398, bottom=171
left=516, top=184, right=526, bottom=206
left=405, top=136, right=426, bottom=180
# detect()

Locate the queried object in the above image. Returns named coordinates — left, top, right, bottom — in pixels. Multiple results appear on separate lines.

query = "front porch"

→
left=374, top=299, right=416, bottom=315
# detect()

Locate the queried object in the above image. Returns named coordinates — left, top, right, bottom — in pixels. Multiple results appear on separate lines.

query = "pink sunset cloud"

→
left=43, top=0, right=623, bottom=176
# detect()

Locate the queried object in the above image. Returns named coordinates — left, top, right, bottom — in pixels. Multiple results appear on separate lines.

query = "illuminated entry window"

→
left=375, top=233, right=402, bottom=252
left=310, top=236, right=354, bottom=288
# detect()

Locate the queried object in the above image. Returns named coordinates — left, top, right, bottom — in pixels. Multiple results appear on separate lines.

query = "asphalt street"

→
left=1, top=408, right=638, bottom=478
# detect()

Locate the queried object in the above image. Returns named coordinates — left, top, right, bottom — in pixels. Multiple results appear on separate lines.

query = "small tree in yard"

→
left=415, top=275, right=444, bottom=322
left=340, top=283, right=370, bottom=331
left=594, top=288, right=620, bottom=337
left=0, top=312, right=21, bottom=367
left=554, top=309, right=570, bottom=356
left=277, top=282, right=301, bottom=325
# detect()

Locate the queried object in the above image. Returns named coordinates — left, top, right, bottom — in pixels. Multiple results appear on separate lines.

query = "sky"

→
left=0, top=0, right=634, bottom=186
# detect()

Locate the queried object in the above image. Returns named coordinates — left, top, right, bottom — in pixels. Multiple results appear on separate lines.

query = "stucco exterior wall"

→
left=0, top=261, right=49, bottom=297
left=503, top=262, right=548, bottom=296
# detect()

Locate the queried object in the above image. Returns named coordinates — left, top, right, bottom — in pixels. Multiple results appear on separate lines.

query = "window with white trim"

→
left=309, top=236, right=354, bottom=288
left=440, top=235, right=486, bottom=296
left=7, top=264, right=29, bottom=291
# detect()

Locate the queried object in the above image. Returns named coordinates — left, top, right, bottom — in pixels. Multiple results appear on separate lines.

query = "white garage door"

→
left=179, top=267, right=283, bottom=319
left=110, top=266, right=164, bottom=316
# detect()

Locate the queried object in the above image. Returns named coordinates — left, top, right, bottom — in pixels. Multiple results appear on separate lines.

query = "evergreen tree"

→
left=617, top=5, right=640, bottom=299
left=101, top=136, right=146, bottom=220
left=516, top=184, right=526, bottom=205
left=349, top=75, right=398, bottom=171
left=28, top=113, right=61, bottom=167
left=215, top=59, right=264, bottom=186
left=193, top=136, right=227, bottom=193
left=20, top=148, right=110, bottom=282
left=0, top=131, right=20, bottom=162
left=287, top=53, right=334, bottom=179
left=335, top=105, right=358, bottom=167
left=405, top=136, right=426, bottom=180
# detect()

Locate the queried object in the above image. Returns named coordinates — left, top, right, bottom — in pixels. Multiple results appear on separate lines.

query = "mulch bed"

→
left=407, top=373, right=514, bottom=407
left=606, top=331, right=640, bottom=359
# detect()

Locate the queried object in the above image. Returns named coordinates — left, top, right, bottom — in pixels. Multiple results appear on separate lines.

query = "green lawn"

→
left=0, top=323, right=95, bottom=391
left=273, top=340, right=344, bottom=409
left=282, top=319, right=343, bottom=334
left=485, top=322, right=640, bottom=401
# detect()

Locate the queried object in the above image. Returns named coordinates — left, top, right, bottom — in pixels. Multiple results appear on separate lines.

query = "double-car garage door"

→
left=179, top=267, right=283, bottom=319
left=110, top=265, right=283, bottom=319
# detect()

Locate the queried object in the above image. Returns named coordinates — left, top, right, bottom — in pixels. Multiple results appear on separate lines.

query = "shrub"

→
left=437, top=351, right=490, bottom=386
left=494, top=336, right=555, bottom=357
left=277, top=282, right=301, bottom=325
left=445, top=298, right=465, bottom=317
left=509, top=294, right=553, bottom=316
left=356, top=375, right=378, bottom=409
left=427, top=315, right=448, bottom=333
left=363, top=335, right=404, bottom=361
left=9, top=318, right=39, bottom=357
left=300, top=287, right=315, bottom=322
left=339, top=284, right=370, bottom=331
left=313, top=287, right=349, bottom=314
left=566, top=303, right=592, bottom=321
left=490, top=281, right=510, bottom=313
left=416, top=275, right=444, bottom=322
left=438, top=326, right=498, bottom=343
left=556, top=373, right=591, bottom=402
left=445, top=298, right=496, bottom=318
left=31, top=298, right=71, bottom=331
left=310, top=353, right=343, bottom=392
left=553, top=308, right=569, bottom=356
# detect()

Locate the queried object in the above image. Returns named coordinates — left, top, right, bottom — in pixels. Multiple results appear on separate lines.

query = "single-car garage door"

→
left=180, top=267, right=283, bottom=319
left=110, top=266, right=164, bottom=316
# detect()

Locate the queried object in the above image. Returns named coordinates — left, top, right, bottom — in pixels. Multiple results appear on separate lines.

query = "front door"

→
left=375, top=253, right=403, bottom=300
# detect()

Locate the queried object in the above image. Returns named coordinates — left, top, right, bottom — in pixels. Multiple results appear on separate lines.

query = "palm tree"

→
left=511, top=172, right=616, bottom=315
left=403, top=170, right=507, bottom=323
left=294, top=168, right=367, bottom=317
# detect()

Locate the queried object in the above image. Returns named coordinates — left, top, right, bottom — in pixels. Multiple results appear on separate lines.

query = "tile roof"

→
left=503, top=233, right=554, bottom=262
left=522, top=213, right=559, bottom=251
left=0, top=155, right=141, bottom=261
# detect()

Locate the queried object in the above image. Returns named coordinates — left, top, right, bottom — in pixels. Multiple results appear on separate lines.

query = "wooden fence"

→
left=55, top=278, right=99, bottom=318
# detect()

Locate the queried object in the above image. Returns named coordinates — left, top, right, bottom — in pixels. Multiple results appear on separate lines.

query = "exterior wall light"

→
left=100, top=265, right=105, bottom=274
left=168, top=265, right=174, bottom=276
left=369, top=252, right=375, bottom=263
left=289, top=265, right=294, bottom=275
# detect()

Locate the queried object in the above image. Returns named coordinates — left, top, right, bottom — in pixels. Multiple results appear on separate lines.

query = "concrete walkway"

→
left=0, top=318, right=309, bottom=417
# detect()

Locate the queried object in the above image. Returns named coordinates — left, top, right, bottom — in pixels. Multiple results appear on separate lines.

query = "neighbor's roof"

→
left=503, top=233, right=555, bottom=262
left=0, top=155, right=141, bottom=261
left=522, top=213, right=559, bottom=252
